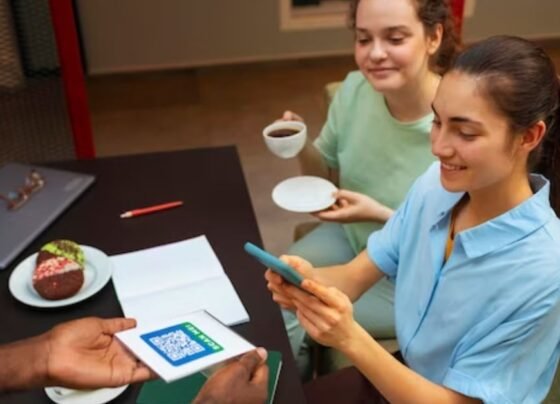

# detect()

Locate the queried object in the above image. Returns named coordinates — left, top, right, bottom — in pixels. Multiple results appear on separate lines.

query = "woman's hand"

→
left=314, top=189, right=393, bottom=223
left=292, top=279, right=359, bottom=351
left=278, top=110, right=304, bottom=123
left=264, top=255, right=315, bottom=311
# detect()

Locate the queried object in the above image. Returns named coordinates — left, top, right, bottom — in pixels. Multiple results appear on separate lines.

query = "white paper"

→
left=116, top=310, right=254, bottom=382
left=111, top=236, right=249, bottom=327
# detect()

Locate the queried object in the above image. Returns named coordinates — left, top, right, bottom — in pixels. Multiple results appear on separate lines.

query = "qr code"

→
left=149, top=330, right=205, bottom=361
left=141, top=322, right=223, bottom=366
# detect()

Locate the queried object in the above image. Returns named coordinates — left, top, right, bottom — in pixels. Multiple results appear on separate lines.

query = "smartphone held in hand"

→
left=244, top=242, right=304, bottom=287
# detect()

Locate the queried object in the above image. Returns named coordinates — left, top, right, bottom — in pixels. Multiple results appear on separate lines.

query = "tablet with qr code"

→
left=116, top=310, right=254, bottom=382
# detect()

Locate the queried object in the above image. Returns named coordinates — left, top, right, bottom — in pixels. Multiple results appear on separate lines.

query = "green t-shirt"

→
left=314, top=71, right=436, bottom=253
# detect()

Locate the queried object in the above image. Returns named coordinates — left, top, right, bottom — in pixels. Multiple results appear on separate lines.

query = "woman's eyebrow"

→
left=356, top=26, right=409, bottom=34
left=449, top=116, right=483, bottom=125
left=384, top=26, right=410, bottom=33
left=431, top=104, right=483, bottom=125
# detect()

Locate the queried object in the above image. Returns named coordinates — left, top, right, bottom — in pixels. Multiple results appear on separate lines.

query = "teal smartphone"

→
left=244, top=242, right=304, bottom=287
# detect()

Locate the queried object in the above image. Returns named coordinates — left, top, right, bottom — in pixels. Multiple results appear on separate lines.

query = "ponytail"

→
left=536, top=77, right=560, bottom=216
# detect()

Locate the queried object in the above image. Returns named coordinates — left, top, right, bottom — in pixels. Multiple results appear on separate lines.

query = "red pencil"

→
left=120, top=201, right=183, bottom=218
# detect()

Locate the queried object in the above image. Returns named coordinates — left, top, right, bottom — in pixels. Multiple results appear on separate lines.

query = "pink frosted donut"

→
left=32, top=257, right=84, bottom=300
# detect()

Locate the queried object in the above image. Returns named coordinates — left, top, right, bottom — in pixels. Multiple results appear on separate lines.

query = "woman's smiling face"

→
left=430, top=70, right=523, bottom=194
left=353, top=0, right=441, bottom=93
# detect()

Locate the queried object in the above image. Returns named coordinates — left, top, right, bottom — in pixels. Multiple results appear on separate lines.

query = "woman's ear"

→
left=521, top=121, right=547, bottom=152
left=427, top=23, right=443, bottom=56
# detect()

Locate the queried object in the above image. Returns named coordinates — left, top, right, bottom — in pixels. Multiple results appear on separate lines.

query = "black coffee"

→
left=268, top=129, right=299, bottom=138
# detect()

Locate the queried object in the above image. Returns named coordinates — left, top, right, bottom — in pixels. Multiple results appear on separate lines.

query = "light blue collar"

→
left=433, top=175, right=554, bottom=259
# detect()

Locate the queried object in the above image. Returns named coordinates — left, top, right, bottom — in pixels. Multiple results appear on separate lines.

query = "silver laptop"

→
left=0, top=163, right=95, bottom=269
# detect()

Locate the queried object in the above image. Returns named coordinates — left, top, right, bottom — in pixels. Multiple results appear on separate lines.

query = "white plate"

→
left=272, top=176, right=337, bottom=213
left=8, top=245, right=113, bottom=308
left=45, top=385, right=128, bottom=404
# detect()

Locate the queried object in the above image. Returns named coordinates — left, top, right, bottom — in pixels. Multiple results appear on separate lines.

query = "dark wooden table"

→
left=0, top=147, right=306, bottom=404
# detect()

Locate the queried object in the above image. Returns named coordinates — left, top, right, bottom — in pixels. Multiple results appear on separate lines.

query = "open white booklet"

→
left=110, top=236, right=249, bottom=327
left=117, top=310, right=255, bottom=382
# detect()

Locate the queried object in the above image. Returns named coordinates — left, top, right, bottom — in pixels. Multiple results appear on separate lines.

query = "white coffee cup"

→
left=262, top=121, right=307, bottom=159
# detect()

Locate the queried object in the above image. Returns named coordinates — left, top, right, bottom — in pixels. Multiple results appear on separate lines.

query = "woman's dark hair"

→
left=348, top=0, right=460, bottom=74
left=452, top=35, right=560, bottom=215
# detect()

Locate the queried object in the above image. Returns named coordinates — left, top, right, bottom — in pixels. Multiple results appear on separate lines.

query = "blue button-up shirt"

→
left=368, top=163, right=560, bottom=403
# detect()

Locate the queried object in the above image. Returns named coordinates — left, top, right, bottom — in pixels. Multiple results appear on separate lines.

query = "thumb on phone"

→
left=279, top=255, right=314, bottom=279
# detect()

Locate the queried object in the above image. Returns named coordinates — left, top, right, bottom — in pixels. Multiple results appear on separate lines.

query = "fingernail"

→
left=256, top=347, right=268, bottom=361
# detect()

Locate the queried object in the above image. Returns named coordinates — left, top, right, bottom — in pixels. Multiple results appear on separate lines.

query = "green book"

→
left=137, top=351, right=282, bottom=404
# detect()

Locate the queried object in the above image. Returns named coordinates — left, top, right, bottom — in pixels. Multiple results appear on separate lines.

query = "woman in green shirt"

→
left=279, top=0, right=460, bottom=379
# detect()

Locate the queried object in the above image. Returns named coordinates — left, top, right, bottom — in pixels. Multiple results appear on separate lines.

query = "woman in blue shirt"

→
left=266, top=35, right=560, bottom=403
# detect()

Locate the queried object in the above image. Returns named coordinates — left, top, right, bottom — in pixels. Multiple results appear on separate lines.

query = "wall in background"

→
left=77, top=0, right=560, bottom=75
left=462, top=0, right=560, bottom=41
left=77, top=0, right=352, bottom=75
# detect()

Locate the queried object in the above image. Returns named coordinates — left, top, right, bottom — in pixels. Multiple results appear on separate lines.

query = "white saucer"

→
left=9, top=245, right=113, bottom=308
left=45, top=385, right=128, bottom=404
left=272, top=176, right=337, bottom=213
